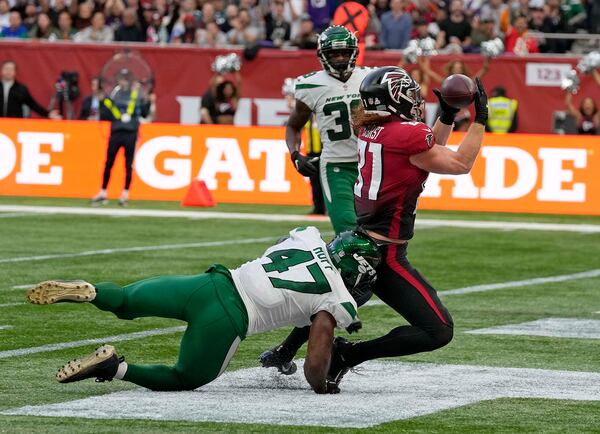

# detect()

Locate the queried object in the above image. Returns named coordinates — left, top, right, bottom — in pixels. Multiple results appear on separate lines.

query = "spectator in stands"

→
left=545, top=0, right=568, bottom=33
left=23, top=2, right=38, bottom=31
left=505, top=14, right=539, bottom=55
left=115, top=7, right=145, bottom=42
left=172, top=14, right=198, bottom=43
left=291, top=13, right=318, bottom=49
left=75, top=11, right=114, bottom=42
left=239, top=0, right=264, bottom=32
left=284, top=0, right=303, bottom=40
left=197, top=20, right=227, bottom=47
left=1, top=11, right=28, bottom=38
left=589, top=0, right=600, bottom=34
left=479, top=0, right=509, bottom=36
left=213, top=0, right=228, bottom=30
left=470, top=16, right=499, bottom=51
left=436, top=0, right=472, bottom=52
left=227, top=8, right=260, bottom=45
left=74, top=1, right=94, bottom=30
left=57, top=10, right=76, bottom=40
left=39, top=0, right=57, bottom=25
left=528, top=4, right=567, bottom=53
left=200, top=71, right=242, bottom=125
left=29, top=11, right=60, bottom=40
left=199, top=2, right=216, bottom=30
left=0, top=60, right=61, bottom=119
left=105, top=0, right=125, bottom=29
left=307, top=0, right=331, bottom=32
left=413, top=17, right=435, bottom=40
left=79, top=76, right=103, bottom=120
left=564, top=92, right=599, bottom=135
left=220, top=3, right=239, bottom=32
left=146, top=11, right=169, bottom=43
left=265, top=0, right=291, bottom=48
left=380, top=0, right=412, bottom=49
left=0, top=0, right=9, bottom=29
left=487, top=86, right=518, bottom=133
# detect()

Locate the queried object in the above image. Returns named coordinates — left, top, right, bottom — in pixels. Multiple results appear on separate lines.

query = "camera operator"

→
left=200, top=70, right=241, bottom=125
left=91, top=69, right=151, bottom=207
left=0, top=60, right=61, bottom=119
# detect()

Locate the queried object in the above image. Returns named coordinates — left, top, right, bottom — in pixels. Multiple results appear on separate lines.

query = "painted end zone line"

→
left=0, top=326, right=185, bottom=359
left=1, top=205, right=599, bottom=233
left=365, top=268, right=600, bottom=306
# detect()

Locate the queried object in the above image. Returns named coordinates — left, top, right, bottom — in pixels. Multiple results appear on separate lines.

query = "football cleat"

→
left=259, top=345, right=298, bottom=375
left=326, top=337, right=354, bottom=393
left=90, top=195, right=108, bottom=206
left=57, top=345, right=123, bottom=383
left=118, top=198, right=129, bottom=207
left=27, top=280, right=96, bottom=305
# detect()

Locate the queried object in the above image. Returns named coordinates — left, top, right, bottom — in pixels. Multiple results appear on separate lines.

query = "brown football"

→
left=440, top=74, right=476, bottom=109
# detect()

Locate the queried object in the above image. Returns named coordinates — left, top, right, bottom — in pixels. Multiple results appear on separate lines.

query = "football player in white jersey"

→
left=287, top=25, right=371, bottom=235
left=26, top=227, right=380, bottom=394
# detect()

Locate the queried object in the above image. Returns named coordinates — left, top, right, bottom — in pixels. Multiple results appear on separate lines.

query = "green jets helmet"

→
left=317, top=25, right=359, bottom=80
left=327, top=230, right=381, bottom=300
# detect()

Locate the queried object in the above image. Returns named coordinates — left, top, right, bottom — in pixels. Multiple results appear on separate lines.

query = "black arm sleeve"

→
left=22, top=85, right=49, bottom=117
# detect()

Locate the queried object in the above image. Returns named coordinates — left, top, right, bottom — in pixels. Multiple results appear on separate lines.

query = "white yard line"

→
left=0, top=325, right=14, bottom=330
left=0, top=212, right=48, bottom=218
left=0, top=326, right=186, bottom=359
left=0, top=205, right=599, bottom=233
left=0, top=235, right=280, bottom=265
left=11, top=285, right=31, bottom=289
left=0, top=302, right=24, bottom=308
left=365, top=268, right=600, bottom=306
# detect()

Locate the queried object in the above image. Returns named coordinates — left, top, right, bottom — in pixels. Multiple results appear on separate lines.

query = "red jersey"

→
left=354, top=119, right=434, bottom=240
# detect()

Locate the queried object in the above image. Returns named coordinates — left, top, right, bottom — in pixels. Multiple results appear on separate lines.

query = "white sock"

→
left=114, top=361, right=128, bottom=380
left=120, top=190, right=129, bottom=200
left=99, top=189, right=107, bottom=197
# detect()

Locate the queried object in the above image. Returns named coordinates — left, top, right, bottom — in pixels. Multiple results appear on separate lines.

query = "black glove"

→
left=345, top=320, right=362, bottom=334
left=291, top=151, right=319, bottom=177
left=473, top=77, right=488, bottom=126
left=433, top=88, right=460, bottom=125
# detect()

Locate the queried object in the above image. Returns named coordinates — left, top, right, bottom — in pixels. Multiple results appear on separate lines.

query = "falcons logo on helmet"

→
left=381, top=71, right=415, bottom=104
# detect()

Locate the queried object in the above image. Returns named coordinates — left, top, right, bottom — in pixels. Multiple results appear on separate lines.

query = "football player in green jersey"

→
left=26, top=227, right=380, bottom=394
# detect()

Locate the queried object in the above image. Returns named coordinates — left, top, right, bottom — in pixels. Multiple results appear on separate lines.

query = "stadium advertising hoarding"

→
left=0, top=119, right=598, bottom=215
left=2, top=41, right=600, bottom=134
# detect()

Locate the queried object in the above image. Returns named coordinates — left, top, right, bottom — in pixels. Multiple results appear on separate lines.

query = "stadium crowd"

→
left=0, top=0, right=598, bottom=53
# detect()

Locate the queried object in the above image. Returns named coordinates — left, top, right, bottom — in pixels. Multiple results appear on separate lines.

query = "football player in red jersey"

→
left=324, top=66, right=488, bottom=391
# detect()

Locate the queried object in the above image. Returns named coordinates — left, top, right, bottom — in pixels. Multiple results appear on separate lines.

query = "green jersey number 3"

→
left=262, top=249, right=331, bottom=294
left=323, top=99, right=360, bottom=142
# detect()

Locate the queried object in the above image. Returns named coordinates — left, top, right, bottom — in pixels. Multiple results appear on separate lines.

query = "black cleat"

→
left=90, top=195, right=108, bottom=206
left=326, top=337, right=354, bottom=393
left=56, top=345, right=123, bottom=383
left=259, top=345, right=297, bottom=375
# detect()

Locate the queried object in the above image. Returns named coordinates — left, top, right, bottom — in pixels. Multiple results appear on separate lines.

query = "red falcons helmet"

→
left=359, top=66, right=424, bottom=122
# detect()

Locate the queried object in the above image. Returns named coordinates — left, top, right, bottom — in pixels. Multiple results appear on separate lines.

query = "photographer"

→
left=91, top=69, right=151, bottom=207
left=0, top=60, right=61, bottom=119
left=200, top=69, right=242, bottom=125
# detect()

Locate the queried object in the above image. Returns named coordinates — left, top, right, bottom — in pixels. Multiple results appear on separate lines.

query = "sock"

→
left=120, top=190, right=129, bottom=200
left=281, top=326, right=311, bottom=356
left=98, top=189, right=107, bottom=197
left=114, top=361, right=128, bottom=380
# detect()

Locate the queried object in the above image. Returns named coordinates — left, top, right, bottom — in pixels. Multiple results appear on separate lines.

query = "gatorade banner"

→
left=0, top=119, right=599, bottom=215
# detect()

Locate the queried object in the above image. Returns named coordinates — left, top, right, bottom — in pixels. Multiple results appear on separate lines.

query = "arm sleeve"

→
left=294, top=75, right=317, bottom=111
left=22, top=85, right=49, bottom=117
left=405, top=123, right=435, bottom=155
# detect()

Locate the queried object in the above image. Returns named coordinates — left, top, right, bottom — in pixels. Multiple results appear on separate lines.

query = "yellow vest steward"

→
left=304, top=116, right=322, bottom=155
left=487, top=97, right=518, bottom=133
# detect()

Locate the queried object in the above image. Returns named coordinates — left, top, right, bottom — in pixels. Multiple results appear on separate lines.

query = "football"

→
left=440, top=74, right=476, bottom=109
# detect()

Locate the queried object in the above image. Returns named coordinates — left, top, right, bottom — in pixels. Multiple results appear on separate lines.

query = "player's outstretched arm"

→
left=410, top=78, right=488, bottom=175
left=431, top=88, right=459, bottom=146
left=304, top=310, right=336, bottom=394
left=286, top=99, right=318, bottom=177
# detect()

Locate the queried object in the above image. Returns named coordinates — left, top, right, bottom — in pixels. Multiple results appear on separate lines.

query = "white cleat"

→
left=27, top=280, right=96, bottom=305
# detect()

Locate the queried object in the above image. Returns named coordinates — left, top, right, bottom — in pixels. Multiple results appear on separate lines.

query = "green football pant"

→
left=320, top=161, right=358, bottom=234
left=92, top=271, right=247, bottom=391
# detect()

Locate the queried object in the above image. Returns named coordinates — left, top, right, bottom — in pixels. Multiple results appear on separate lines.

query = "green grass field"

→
left=0, top=196, right=599, bottom=433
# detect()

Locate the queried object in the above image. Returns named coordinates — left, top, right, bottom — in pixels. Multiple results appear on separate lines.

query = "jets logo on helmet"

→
left=359, top=66, right=425, bottom=122
left=317, top=26, right=359, bottom=81
left=327, top=231, right=381, bottom=301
